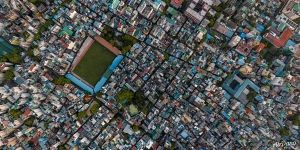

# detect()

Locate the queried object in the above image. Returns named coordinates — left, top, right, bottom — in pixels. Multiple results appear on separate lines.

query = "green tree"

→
left=162, top=0, right=171, bottom=6
left=7, top=52, right=22, bottom=64
left=9, top=109, right=22, bottom=120
left=279, top=127, right=290, bottom=136
left=287, top=112, right=300, bottom=126
left=122, top=34, right=137, bottom=44
left=0, top=56, right=8, bottom=62
left=133, top=92, right=151, bottom=114
left=116, top=89, right=134, bottom=105
left=53, top=76, right=71, bottom=85
left=96, top=92, right=103, bottom=97
left=90, top=102, right=100, bottom=115
left=24, top=117, right=35, bottom=126
left=170, top=142, right=175, bottom=150
left=44, top=122, right=49, bottom=129
left=132, top=92, right=145, bottom=106
left=132, top=124, right=141, bottom=132
left=129, top=104, right=138, bottom=116
left=27, top=49, right=40, bottom=61
left=121, top=45, right=132, bottom=53
left=164, top=52, right=170, bottom=61
left=29, top=0, right=45, bottom=5
left=208, top=19, right=216, bottom=27
left=212, top=2, right=228, bottom=12
left=77, top=111, right=87, bottom=121
left=247, top=90, right=257, bottom=102
left=57, top=145, right=67, bottom=150
left=34, top=19, right=54, bottom=40
left=4, top=69, right=15, bottom=82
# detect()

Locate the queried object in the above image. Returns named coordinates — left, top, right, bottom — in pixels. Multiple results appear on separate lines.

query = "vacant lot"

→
left=73, top=41, right=115, bottom=85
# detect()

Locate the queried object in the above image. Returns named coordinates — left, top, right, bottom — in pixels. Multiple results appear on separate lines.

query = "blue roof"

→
left=0, top=37, right=14, bottom=56
left=38, top=137, right=48, bottom=149
left=94, top=77, right=108, bottom=93
left=224, top=91, right=232, bottom=100
left=94, top=55, right=124, bottom=93
left=273, top=59, right=285, bottom=76
left=180, top=130, right=189, bottom=139
left=256, top=24, right=265, bottom=32
left=206, top=34, right=213, bottom=40
left=234, top=79, right=260, bottom=98
left=255, top=95, right=264, bottom=102
left=284, top=40, right=296, bottom=49
left=237, top=58, right=245, bottom=65
left=222, top=111, right=230, bottom=120
left=65, top=73, right=94, bottom=94
left=109, top=55, right=123, bottom=70
left=240, top=32, right=246, bottom=39
left=225, top=30, right=234, bottom=38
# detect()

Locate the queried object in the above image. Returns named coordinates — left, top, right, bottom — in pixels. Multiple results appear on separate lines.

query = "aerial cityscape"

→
left=0, top=0, right=299, bottom=149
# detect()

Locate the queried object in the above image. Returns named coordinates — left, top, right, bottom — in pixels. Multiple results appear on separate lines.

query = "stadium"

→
left=66, top=36, right=123, bottom=94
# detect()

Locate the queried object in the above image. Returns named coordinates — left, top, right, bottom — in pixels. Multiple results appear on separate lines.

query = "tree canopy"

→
left=53, top=76, right=71, bottom=85
left=90, top=102, right=100, bottom=115
left=116, top=89, right=152, bottom=114
left=287, top=112, right=300, bottom=126
left=9, top=109, right=22, bottom=120
left=0, top=48, right=22, bottom=64
left=279, top=127, right=290, bottom=137
left=116, top=89, right=134, bottom=105
left=4, top=69, right=15, bottom=82
left=24, top=117, right=36, bottom=127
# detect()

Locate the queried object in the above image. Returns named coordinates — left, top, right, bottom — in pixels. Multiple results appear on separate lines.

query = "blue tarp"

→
left=65, top=73, right=94, bottom=94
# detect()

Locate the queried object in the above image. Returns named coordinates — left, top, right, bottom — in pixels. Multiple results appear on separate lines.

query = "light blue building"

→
left=222, top=72, right=262, bottom=102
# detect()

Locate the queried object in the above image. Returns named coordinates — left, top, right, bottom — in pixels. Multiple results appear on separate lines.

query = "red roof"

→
left=264, top=27, right=293, bottom=48
left=24, top=107, right=30, bottom=117
left=230, top=117, right=235, bottom=123
left=256, top=43, right=265, bottom=52
left=171, top=0, right=183, bottom=8
left=94, top=36, right=122, bottom=55
left=117, top=121, right=123, bottom=129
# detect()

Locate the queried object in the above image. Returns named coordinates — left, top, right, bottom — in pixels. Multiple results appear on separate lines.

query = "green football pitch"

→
left=73, top=41, right=116, bottom=85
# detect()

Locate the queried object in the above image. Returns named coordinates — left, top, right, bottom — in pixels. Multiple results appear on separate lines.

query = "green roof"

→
left=293, top=3, right=300, bottom=12
left=59, top=26, right=74, bottom=36
left=277, top=23, right=286, bottom=32
left=111, top=0, right=120, bottom=9
left=167, top=7, right=178, bottom=16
